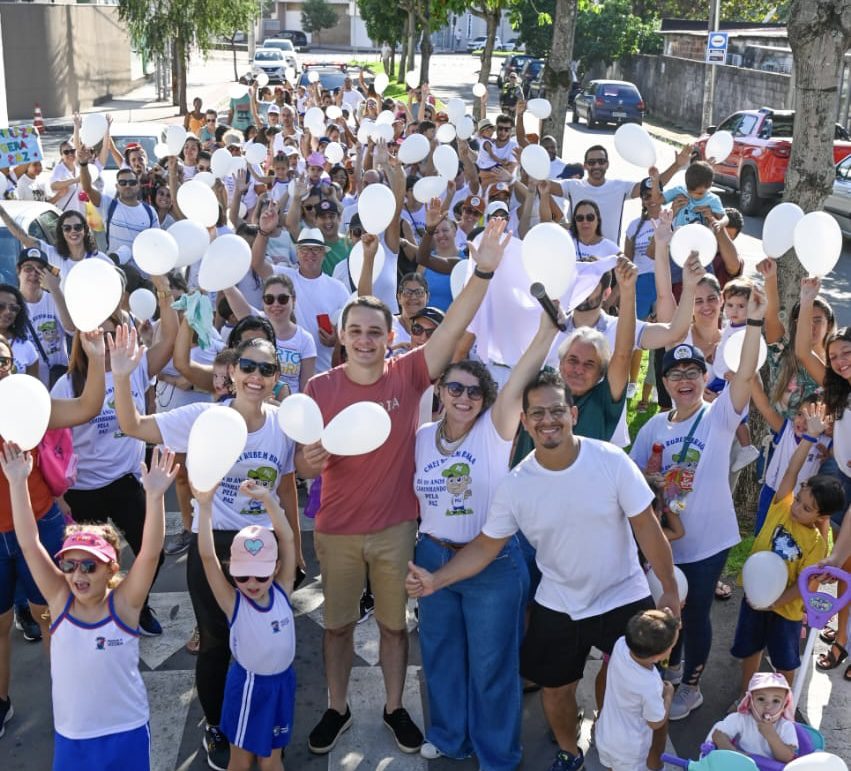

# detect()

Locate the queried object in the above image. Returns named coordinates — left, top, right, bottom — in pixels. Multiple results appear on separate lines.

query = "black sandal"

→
left=714, top=580, right=733, bottom=601
left=844, top=664, right=851, bottom=682
left=816, top=642, right=849, bottom=671
left=819, top=627, right=837, bottom=645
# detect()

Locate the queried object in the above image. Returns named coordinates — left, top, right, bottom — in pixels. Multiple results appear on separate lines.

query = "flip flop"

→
left=819, top=627, right=837, bottom=645
left=715, top=580, right=733, bottom=601
left=816, top=642, right=849, bottom=671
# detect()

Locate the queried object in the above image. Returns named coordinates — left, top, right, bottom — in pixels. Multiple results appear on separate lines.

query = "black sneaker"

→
left=138, top=605, right=163, bottom=637
left=383, top=706, right=423, bottom=753
left=203, top=724, right=229, bottom=770
left=0, top=697, right=13, bottom=739
left=357, top=590, right=375, bottom=624
left=308, top=706, right=352, bottom=754
left=14, top=605, right=41, bottom=642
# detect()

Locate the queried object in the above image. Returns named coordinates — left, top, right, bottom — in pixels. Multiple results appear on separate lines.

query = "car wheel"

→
left=588, top=109, right=598, bottom=128
left=739, top=168, right=764, bottom=216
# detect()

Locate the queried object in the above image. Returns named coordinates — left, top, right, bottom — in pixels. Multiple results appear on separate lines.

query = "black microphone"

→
left=530, top=282, right=567, bottom=332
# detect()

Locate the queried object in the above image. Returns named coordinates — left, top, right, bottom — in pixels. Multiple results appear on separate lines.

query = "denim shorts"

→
left=730, top=599, right=802, bottom=672
left=0, top=504, right=65, bottom=613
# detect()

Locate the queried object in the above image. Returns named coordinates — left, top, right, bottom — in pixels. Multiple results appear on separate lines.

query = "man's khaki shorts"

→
left=314, top=519, right=417, bottom=631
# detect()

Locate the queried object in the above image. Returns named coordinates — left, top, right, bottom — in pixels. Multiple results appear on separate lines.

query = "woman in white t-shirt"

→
left=569, top=199, right=620, bottom=263
left=411, top=314, right=559, bottom=766
left=109, top=330, right=299, bottom=757
left=391, top=273, right=429, bottom=354
left=0, top=284, right=38, bottom=376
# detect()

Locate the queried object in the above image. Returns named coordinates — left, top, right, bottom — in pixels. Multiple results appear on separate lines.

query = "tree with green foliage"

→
left=574, top=0, right=661, bottom=70
left=631, top=0, right=789, bottom=21
left=302, top=0, right=339, bottom=46
left=358, top=0, right=406, bottom=78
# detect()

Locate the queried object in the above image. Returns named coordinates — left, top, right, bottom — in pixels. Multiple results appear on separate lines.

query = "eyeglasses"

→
left=665, top=368, right=703, bottom=381
left=443, top=381, right=483, bottom=400
left=0, top=302, right=21, bottom=315
left=58, top=558, right=100, bottom=574
left=233, top=574, right=273, bottom=584
left=62, top=223, right=85, bottom=233
left=238, top=358, right=278, bottom=377
left=574, top=213, right=596, bottom=223
left=526, top=405, right=569, bottom=421
left=117, top=179, right=139, bottom=187
left=586, top=158, right=607, bottom=166
left=400, top=288, right=425, bottom=298
left=411, top=322, right=437, bottom=337
left=0, top=356, right=11, bottom=370
left=349, top=227, right=363, bottom=238
left=62, top=149, right=76, bottom=156
left=262, top=293, right=291, bottom=306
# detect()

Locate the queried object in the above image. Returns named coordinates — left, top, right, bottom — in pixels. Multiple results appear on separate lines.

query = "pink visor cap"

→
left=55, top=531, right=118, bottom=564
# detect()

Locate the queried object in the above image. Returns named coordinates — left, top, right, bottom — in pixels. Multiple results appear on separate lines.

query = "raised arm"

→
left=641, top=251, right=702, bottom=349
left=775, top=403, right=827, bottom=501
left=223, top=284, right=255, bottom=321
left=47, top=332, right=106, bottom=430
left=286, top=176, right=308, bottom=241
left=0, top=202, right=37, bottom=248
left=417, top=199, right=459, bottom=272
left=729, top=287, right=766, bottom=413
left=77, top=147, right=101, bottom=208
left=195, top=487, right=237, bottom=617
left=145, top=276, right=179, bottom=376
left=40, top=268, right=76, bottom=334
left=172, top=317, right=214, bottom=392
left=749, top=375, right=784, bottom=434
left=650, top=210, right=675, bottom=323
left=243, top=477, right=298, bottom=594
left=652, top=144, right=692, bottom=194
left=795, top=277, right=828, bottom=383
left=755, top=258, right=784, bottom=345
left=608, top=257, right=638, bottom=401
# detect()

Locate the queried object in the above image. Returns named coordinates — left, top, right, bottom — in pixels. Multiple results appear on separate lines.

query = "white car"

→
left=827, top=153, right=851, bottom=237
left=0, top=200, right=61, bottom=286
left=258, top=39, right=298, bottom=72
left=467, top=35, right=501, bottom=52
left=100, top=121, right=169, bottom=198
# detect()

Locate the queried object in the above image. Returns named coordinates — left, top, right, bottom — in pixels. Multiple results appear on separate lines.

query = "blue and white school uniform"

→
left=50, top=592, right=150, bottom=771
left=221, top=583, right=296, bottom=756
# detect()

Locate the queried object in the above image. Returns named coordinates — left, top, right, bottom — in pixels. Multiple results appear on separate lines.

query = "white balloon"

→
left=228, top=83, right=248, bottom=100
left=786, top=754, right=848, bottom=771
left=244, top=143, right=267, bottom=165
left=358, top=184, right=397, bottom=234
left=455, top=116, right=475, bottom=141
left=255, top=72, right=269, bottom=88
left=374, top=73, right=389, bottom=94
left=285, top=67, right=296, bottom=84
left=645, top=566, right=689, bottom=604
left=472, top=82, right=487, bottom=98
left=413, top=175, right=448, bottom=204
left=436, top=123, right=456, bottom=144
left=325, top=142, right=344, bottom=165
left=613, top=123, right=657, bottom=168
left=230, top=155, right=247, bottom=175
left=348, top=240, right=386, bottom=286
left=305, top=106, right=325, bottom=127
left=186, top=407, right=248, bottom=492
left=322, top=402, right=392, bottom=456
left=762, top=202, right=804, bottom=258
left=64, top=258, right=122, bottom=332
left=704, top=129, right=734, bottom=164
left=527, top=98, right=552, bottom=120
left=742, top=551, right=788, bottom=609
left=357, top=119, right=374, bottom=144
left=165, top=125, right=187, bottom=157
left=446, top=98, right=466, bottom=124
left=832, top=409, right=851, bottom=479
left=326, top=105, right=343, bottom=120
left=433, top=145, right=459, bottom=180
left=370, top=123, right=394, bottom=142
left=450, top=259, right=468, bottom=299
left=520, top=144, right=551, bottom=180
left=376, top=110, right=395, bottom=126
left=168, top=220, right=210, bottom=268
left=129, top=288, right=157, bottom=322
left=198, top=234, right=252, bottom=292
left=406, top=70, right=419, bottom=89
left=276, top=393, right=325, bottom=444
left=308, top=70, right=320, bottom=83
left=398, top=134, right=430, bottom=165
left=79, top=113, right=108, bottom=148
left=669, top=223, right=717, bottom=267
left=153, top=142, right=169, bottom=160
left=0, top=375, right=51, bottom=450
left=522, top=223, right=577, bottom=297
left=132, top=229, right=179, bottom=276
left=176, top=180, right=219, bottom=227
left=794, top=211, right=843, bottom=277
left=194, top=171, right=216, bottom=188
left=721, top=328, right=768, bottom=373
left=211, top=147, right=234, bottom=179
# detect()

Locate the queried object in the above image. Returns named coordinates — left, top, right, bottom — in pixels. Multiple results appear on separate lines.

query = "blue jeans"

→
left=415, top=534, right=529, bottom=770
left=0, top=505, right=65, bottom=613
left=668, top=547, right=730, bottom=686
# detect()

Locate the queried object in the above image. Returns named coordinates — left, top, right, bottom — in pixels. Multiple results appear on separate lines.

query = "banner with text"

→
left=0, top=126, right=43, bottom=169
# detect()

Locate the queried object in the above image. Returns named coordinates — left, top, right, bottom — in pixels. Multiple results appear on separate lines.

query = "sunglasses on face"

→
left=238, top=358, right=278, bottom=377
left=117, top=179, right=139, bottom=187
left=411, top=322, right=436, bottom=337
left=233, top=574, right=273, bottom=584
left=262, top=293, right=291, bottom=306
left=443, top=381, right=484, bottom=400
left=574, top=213, right=596, bottom=223
left=58, top=558, right=100, bottom=574
left=400, top=288, right=425, bottom=298
left=0, top=302, right=21, bottom=315
left=0, top=356, right=12, bottom=370
left=62, top=149, right=76, bottom=156
left=62, top=223, right=85, bottom=233
left=586, top=158, right=607, bottom=166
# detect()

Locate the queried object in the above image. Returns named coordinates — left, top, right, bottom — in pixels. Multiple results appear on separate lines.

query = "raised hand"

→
left=79, top=329, right=107, bottom=361
left=803, top=401, right=829, bottom=438
left=747, top=286, right=767, bottom=321
left=755, top=258, right=777, bottom=282
left=0, top=443, right=32, bottom=485
left=239, top=479, right=273, bottom=500
left=681, top=252, right=706, bottom=288
left=259, top=200, right=279, bottom=233
left=614, top=255, right=638, bottom=292
left=800, top=276, right=820, bottom=304
left=424, top=197, right=446, bottom=230
left=141, top=447, right=179, bottom=497
left=654, top=208, right=674, bottom=244
left=468, top=217, right=510, bottom=274
left=107, top=324, right=145, bottom=378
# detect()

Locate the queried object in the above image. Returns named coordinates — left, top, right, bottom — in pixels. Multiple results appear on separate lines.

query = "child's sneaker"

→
left=668, top=684, right=703, bottom=720
left=549, top=748, right=584, bottom=771
left=0, top=697, right=13, bottom=739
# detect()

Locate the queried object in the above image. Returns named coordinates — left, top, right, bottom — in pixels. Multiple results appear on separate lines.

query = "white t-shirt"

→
left=630, top=389, right=743, bottom=564
left=401, top=205, right=427, bottom=240
left=391, top=316, right=411, bottom=349
left=51, top=357, right=150, bottom=490
left=272, top=266, right=350, bottom=372
left=341, top=201, right=358, bottom=231
left=707, top=712, right=798, bottom=757
left=276, top=325, right=317, bottom=394
left=483, top=438, right=654, bottom=619
left=414, top=413, right=511, bottom=544
left=764, top=419, right=829, bottom=493
left=573, top=236, right=620, bottom=263
left=625, top=216, right=657, bottom=275
left=10, top=337, right=37, bottom=375
left=39, top=239, right=113, bottom=284
left=16, top=173, right=47, bottom=201
left=154, top=401, right=296, bottom=532
left=332, top=249, right=400, bottom=314
left=98, top=195, right=159, bottom=253
left=560, top=178, right=636, bottom=243
left=25, top=292, right=69, bottom=384
left=596, top=637, right=667, bottom=768
left=50, top=163, right=85, bottom=215
left=342, top=89, right=364, bottom=113
left=476, top=138, right=518, bottom=169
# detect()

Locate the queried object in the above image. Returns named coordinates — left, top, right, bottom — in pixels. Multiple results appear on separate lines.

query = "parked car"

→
left=273, top=30, right=309, bottom=52
left=260, top=38, right=299, bottom=70
left=0, top=201, right=60, bottom=287
left=518, top=59, right=545, bottom=98
left=467, top=35, right=501, bottom=53
left=101, top=121, right=168, bottom=198
left=572, top=79, right=645, bottom=129
left=503, top=38, right=522, bottom=52
left=694, top=108, right=851, bottom=215
left=497, top=54, right=534, bottom=87
left=253, top=48, right=290, bottom=84
left=825, top=153, right=851, bottom=237
left=297, top=64, right=364, bottom=94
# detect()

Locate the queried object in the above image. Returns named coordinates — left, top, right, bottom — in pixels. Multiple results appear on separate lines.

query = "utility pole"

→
left=701, top=0, right=722, bottom=131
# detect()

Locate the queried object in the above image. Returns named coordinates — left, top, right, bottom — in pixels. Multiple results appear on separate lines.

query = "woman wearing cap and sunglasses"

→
left=411, top=312, right=560, bottom=767
left=109, top=327, right=300, bottom=769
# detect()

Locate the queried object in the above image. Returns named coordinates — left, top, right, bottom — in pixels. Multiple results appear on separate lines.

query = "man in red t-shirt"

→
left=298, top=222, right=510, bottom=755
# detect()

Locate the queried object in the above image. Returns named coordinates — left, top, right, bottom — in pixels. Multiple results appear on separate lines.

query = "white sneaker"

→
left=626, top=382, right=638, bottom=399
left=420, top=741, right=443, bottom=760
left=731, top=444, right=760, bottom=472
left=668, top=684, right=703, bottom=720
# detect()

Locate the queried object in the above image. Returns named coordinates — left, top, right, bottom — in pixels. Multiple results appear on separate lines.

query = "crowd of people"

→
left=1, top=66, right=851, bottom=771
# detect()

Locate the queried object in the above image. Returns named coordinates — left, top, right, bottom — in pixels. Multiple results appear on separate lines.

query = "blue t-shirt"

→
left=663, top=185, right=725, bottom=228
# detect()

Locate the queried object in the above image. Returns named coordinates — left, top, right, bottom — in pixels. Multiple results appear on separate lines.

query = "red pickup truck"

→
left=693, top=108, right=851, bottom=215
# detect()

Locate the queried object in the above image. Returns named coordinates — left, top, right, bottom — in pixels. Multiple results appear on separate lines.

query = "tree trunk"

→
left=398, top=30, right=409, bottom=83
left=418, top=1, right=432, bottom=86
left=232, top=41, right=239, bottom=81
left=407, top=10, right=418, bottom=82
left=542, top=0, right=579, bottom=149
left=475, top=12, right=498, bottom=121
left=170, top=40, right=180, bottom=108
left=176, top=36, right=188, bottom=116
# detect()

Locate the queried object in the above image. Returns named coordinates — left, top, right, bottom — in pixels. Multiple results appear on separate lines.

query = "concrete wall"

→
left=0, top=4, right=137, bottom=121
left=599, top=54, right=791, bottom=132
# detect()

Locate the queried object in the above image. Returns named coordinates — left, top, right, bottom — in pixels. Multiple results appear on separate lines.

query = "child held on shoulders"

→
left=652, top=161, right=727, bottom=230
left=730, top=402, right=844, bottom=699
left=196, top=477, right=297, bottom=771
left=596, top=609, right=680, bottom=771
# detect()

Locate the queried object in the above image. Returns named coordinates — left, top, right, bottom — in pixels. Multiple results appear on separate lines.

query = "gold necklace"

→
left=435, top=417, right=473, bottom=456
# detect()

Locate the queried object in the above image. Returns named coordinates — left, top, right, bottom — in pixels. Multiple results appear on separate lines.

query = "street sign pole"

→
left=701, top=0, right=723, bottom=132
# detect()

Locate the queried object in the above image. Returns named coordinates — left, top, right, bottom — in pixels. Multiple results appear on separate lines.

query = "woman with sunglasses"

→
left=49, top=139, right=85, bottom=215
left=109, top=327, right=300, bottom=769
left=391, top=274, right=430, bottom=353
left=569, top=199, right=620, bottom=262
left=0, top=284, right=38, bottom=377
left=152, top=183, right=177, bottom=229
left=412, top=312, right=560, bottom=766
left=0, top=444, right=177, bottom=771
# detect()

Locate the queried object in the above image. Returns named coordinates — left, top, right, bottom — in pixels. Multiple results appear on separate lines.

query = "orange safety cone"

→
left=33, top=103, right=44, bottom=135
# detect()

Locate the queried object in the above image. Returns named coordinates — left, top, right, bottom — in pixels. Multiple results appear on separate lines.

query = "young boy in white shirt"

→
left=596, top=609, right=679, bottom=771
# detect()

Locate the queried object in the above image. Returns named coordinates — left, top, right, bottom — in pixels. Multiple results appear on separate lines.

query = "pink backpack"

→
left=37, top=429, right=78, bottom=497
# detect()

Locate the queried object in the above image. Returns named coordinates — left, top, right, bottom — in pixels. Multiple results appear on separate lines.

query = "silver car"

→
left=0, top=200, right=61, bottom=286
left=827, top=154, right=851, bottom=238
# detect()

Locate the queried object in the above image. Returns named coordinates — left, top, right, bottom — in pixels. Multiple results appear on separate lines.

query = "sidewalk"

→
left=643, top=118, right=697, bottom=148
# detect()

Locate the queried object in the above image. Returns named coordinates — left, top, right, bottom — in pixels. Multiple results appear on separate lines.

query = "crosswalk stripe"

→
left=143, top=669, right=196, bottom=771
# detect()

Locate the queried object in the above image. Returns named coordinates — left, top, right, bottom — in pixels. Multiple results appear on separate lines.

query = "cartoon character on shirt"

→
left=771, top=525, right=803, bottom=563
left=662, top=447, right=701, bottom=515
left=37, top=319, right=62, bottom=354
left=442, top=462, right=473, bottom=516
left=240, top=466, right=278, bottom=516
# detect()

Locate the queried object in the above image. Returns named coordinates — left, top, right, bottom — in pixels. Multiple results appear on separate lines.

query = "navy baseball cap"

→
left=661, top=344, right=707, bottom=376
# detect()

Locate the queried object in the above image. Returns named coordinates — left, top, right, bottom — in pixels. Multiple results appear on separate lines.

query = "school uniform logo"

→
left=96, top=636, right=106, bottom=650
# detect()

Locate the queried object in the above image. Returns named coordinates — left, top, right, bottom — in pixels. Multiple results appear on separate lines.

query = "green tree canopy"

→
left=301, top=0, right=339, bottom=37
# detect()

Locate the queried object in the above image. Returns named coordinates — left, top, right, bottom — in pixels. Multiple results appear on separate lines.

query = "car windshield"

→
left=256, top=50, right=283, bottom=61
left=298, top=70, right=347, bottom=91
left=599, top=85, right=640, bottom=101
left=104, top=134, right=160, bottom=170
